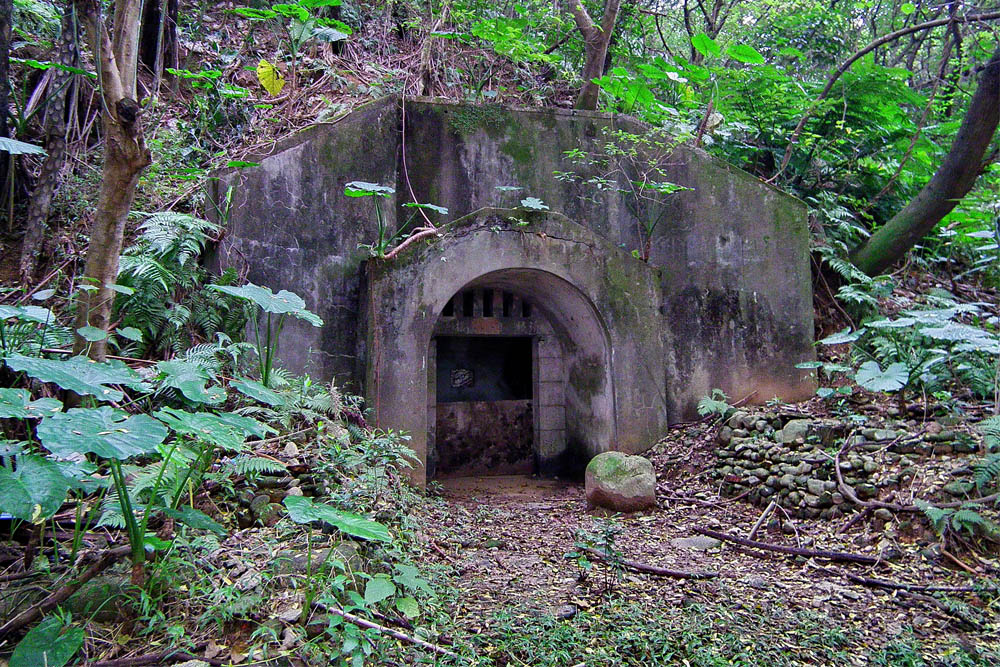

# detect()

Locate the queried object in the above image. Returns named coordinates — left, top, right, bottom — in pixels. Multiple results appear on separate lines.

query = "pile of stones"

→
left=712, top=410, right=978, bottom=520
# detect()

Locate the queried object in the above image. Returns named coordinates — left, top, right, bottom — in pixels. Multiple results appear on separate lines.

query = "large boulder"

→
left=585, top=452, right=656, bottom=512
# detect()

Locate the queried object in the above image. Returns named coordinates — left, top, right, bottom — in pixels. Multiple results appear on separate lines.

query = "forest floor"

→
left=410, top=407, right=1000, bottom=666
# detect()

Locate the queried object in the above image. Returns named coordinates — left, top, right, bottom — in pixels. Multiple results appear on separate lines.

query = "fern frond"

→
left=974, top=454, right=1000, bottom=491
left=225, top=455, right=287, bottom=477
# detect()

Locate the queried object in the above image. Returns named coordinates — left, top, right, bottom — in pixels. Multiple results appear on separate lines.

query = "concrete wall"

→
left=210, top=99, right=399, bottom=391
left=210, top=96, right=816, bottom=482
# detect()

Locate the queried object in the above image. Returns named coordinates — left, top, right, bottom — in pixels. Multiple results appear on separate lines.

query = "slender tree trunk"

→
left=72, top=0, right=151, bottom=361
left=0, top=0, right=11, bottom=213
left=20, top=4, right=79, bottom=281
left=569, top=0, right=621, bottom=110
left=850, top=46, right=1000, bottom=276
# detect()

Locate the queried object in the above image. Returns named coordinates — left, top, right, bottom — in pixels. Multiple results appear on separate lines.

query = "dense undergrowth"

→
left=1, top=0, right=1000, bottom=665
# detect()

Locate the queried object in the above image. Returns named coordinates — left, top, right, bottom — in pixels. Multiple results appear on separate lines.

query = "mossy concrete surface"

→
left=209, top=97, right=816, bottom=484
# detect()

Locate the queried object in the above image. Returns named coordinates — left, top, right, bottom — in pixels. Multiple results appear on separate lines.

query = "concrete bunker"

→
left=428, top=269, right=615, bottom=479
left=210, top=96, right=818, bottom=486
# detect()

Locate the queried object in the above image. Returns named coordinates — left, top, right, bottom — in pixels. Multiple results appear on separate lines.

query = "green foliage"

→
left=556, top=127, right=691, bottom=260
left=284, top=494, right=392, bottom=542
left=115, top=212, right=251, bottom=360
left=696, top=388, right=732, bottom=421
left=208, top=282, right=322, bottom=386
left=10, top=615, right=84, bottom=667
left=812, top=296, right=999, bottom=404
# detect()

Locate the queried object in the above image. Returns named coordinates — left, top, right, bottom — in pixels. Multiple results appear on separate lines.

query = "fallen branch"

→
left=84, top=647, right=225, bottom=667
left=313, top=602, right=461, bottom=660
left=840, top=570, right=975, bottom=593
left=748, top=500, right=777, bottom=541
left=581, top=547, right=718, bottom=580
left=0, top=545, right=131, bottom=638
left=693, top=527, right=879, bottom=565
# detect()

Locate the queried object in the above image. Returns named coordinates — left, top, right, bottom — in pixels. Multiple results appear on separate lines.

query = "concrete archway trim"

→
left=365, top=208, right=665, bottom=486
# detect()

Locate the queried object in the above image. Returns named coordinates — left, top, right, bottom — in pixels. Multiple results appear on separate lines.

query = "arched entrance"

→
left=365, top=210, right=665, bottom=487
left=426, top=270, right=615, bottom=479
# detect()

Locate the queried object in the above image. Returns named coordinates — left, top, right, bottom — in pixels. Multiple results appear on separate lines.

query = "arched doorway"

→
left=426, top=270, right=614, bottom=479
left=365, top=210, right=665, bottom=487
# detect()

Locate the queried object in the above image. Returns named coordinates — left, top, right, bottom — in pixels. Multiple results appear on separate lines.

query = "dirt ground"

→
left=419, top=423, right=996, bottom=663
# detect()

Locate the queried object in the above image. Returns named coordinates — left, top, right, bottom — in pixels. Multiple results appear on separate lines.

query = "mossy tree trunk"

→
left=72, top=0, right=151, bottom=361
left=849, top=46, right=1000, bottom=277
left=569, top=0, right=621, bottom=111
left=0, top=0, right=10, bottom=204
left=19, top=3, right=79, bottom=281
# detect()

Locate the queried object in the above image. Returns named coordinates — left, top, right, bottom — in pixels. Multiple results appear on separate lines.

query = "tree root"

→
left=693, top=527, right=880, bottom=564
left=580, top=547, right=718, bottom=580
left=0, top=545, right=131, bottom=638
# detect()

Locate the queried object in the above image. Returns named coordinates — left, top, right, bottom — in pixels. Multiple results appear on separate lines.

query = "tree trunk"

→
left=20, top=4, right=79, bottom=282
left=0, top=0, right=11, bottom=213
left=72, top=0, right=151, bottom=361
left=850, top=46, right=1000, bottom=276
left=139, top=0, right=178, bottom=95
left=569, top=0, right=621, bottom=110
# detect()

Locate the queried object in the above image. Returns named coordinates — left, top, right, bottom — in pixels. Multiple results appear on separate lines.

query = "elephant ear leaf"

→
left=156, top=359, right=226, bottom=405
left=10, top=616, right=84, bottom=667
left=3, top=354, right=149, bottom=402
left=0, top=388, right=62, bottom=419
left=209, top=283, right=322, bottom=326
left=36, top=407, right=168, bottom=460
left=0, top=454, right=70, bottom=522
left=283, top=495, right=391, bottom=542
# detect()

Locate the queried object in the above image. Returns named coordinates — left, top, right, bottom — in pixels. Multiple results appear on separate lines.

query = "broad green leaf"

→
left=312, top=25, right=350, bottom=42
left=921, top=322, right=993, bottom=343
left=156, top=359, right=226, bottom=404
left=154, top=407, right=249, bottom=452
left=208, top=283, right=323, bottom=326
left=77, top=325, right=108, bottom=342
left=726, top=43, right=765, bottom=64
left=117, top=327, right=143, bottom=342
left=794, top=361, right=823, bottom=369
left=901, top=2, right=915, bottom=14
left=690, top=33, right=720, bottom=58
left=300, top=0, right=343, bottom=7
left=213, top=410, right=276, bottom=438
left=10, top=616, right=84, bottom=667
left=364, top=575, right=396, bottom=605
left=855, top=361, right=908, bottom=393
left=519, top=197, right=549, bottom=210
left=395, top=596, right=419, bottom=619
left=0, top=454, right=70, bottom=522
left=37, top=407, right=168, bottom=460
left=344, top=181, right=395, bottom=198
left=0, top=389, right=62, bottom=419
left=283, top=495, right=392, bottom=542
left=818, top=328, right=861, bottom=345
left=163, top=506, right=228, bottom=536
left=3, top=354, right=149, bottom=401
left=393, top=563, right=433, bottom=594
left=0, top=304, right=54, bottom=323
left=273, top=3, right=309, bottom=20
left=0, top=136, right=47, bottom=156
left=256, top=59, right=286, bottom=96
left=866, top=317, right=917, bottom=329
left=231, top=377, right=286, bottom=406
left=106, top=283, right=135, bottom=295
left=403, top=202, right=449, bottom=215
left=32, top=289, right=56, bottom=301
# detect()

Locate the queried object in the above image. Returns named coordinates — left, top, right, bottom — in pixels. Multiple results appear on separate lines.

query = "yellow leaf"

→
left=256, top=59, right=286, bottom=96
